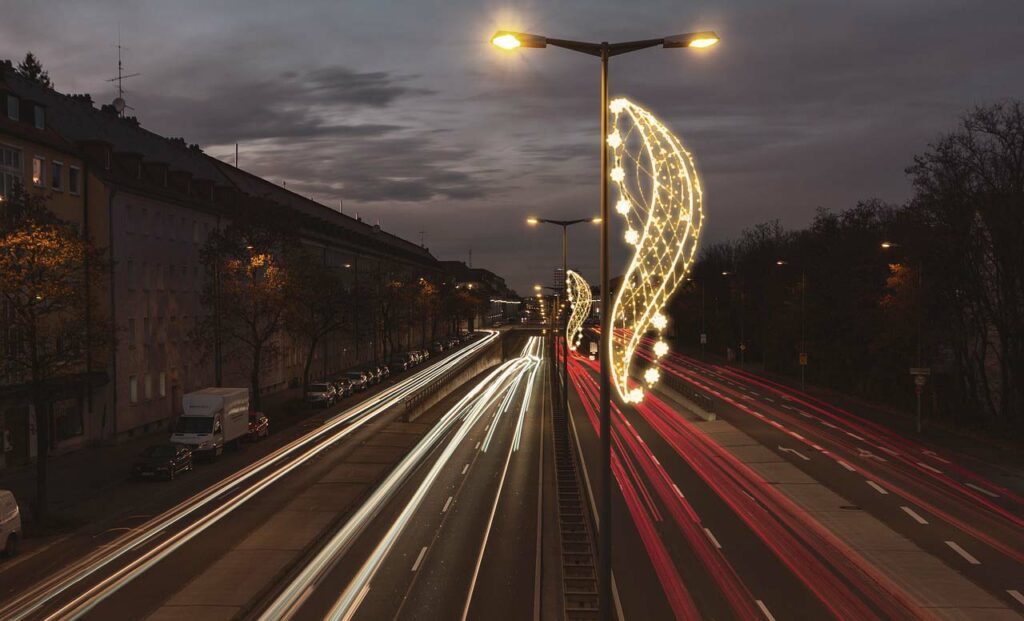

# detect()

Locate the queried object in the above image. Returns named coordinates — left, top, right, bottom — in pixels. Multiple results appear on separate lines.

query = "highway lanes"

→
left=0, top=331, right=498, bottom=621
left=270, top=336, right=547, bottom=621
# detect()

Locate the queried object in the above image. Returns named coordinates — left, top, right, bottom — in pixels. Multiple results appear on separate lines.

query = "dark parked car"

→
left=132, top=444, right=193, bottom=480
left=248, top=412, right=269, bottom=441
left=363, top=367, right=381, bottom=385
left=419, top=349, right=430, bottom=361
left=378, top=364, right=391, bottom=379
left=305, top=382, right=337, bottom=407
left=388, top=356, right=408, bottom=373
left=429, top=341, right=445, bottom=354
left=332, top=378, right=353, bottom=398
left=345, top=371, right=369, bottom=392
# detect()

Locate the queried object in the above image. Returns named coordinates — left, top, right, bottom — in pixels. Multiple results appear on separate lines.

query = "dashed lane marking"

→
left=945, top=540, right=981, bottom=565
left=901, top=506, right=929, bottom=524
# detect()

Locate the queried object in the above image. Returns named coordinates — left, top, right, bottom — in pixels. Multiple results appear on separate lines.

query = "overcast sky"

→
left=3, top=0, right=1023, bottom=292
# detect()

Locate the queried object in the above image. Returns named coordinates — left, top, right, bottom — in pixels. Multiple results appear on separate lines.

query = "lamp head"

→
left=491, top=31, right=548, bottom=50
left=663, top=31, right=720, bottom=49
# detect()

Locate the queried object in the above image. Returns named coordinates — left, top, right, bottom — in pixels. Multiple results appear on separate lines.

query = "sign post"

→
left=909, top=368, right=930, bottom=433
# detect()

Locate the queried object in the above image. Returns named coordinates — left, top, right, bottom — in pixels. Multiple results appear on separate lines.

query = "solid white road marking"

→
left=866, top=480, right=888, bottom=495
left=965, top=482, right=1000, bottom=498
left=475, top=441, right=481, bottom=451
left=704, top=528, right=722, bottom=549
left=755, top=599, right=777, bottom=621
left=917, top=461, right=943, bottom=475
left=442, top=496, right=453, bottom=513
left=1007, top=590, right=1024, bottom=607
left=411, top=546, right=428, bottom=571
left=837, top=460, right=856, bottom=472
left=922, top=449, right=952, bottom=464
left=945, top=540, right=981, bottom=565
left=461, top=464, right=469, bottom=475
left=900, top=506, right=929, bottom=524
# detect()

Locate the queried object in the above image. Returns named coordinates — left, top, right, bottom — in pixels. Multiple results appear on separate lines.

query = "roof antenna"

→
left=106, top=27, right=140, bottom=116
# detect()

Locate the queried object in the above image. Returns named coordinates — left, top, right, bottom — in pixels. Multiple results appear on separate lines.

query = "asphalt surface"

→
left=0, top=332, right=500, bottom=621
left=275, top=335, right=549, bottom=621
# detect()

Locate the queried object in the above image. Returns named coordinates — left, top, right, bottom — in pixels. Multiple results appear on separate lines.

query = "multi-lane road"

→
left=566, top=337, right=1024, bottom=620
left=2, top=324, right=1021, bottom=620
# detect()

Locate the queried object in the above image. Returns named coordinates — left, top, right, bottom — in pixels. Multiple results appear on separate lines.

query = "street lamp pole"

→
left=496, top=29, right=719, bottom=620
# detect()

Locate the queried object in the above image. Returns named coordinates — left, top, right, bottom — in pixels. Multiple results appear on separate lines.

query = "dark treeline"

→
left=669, top=101, right=1024, bottom=430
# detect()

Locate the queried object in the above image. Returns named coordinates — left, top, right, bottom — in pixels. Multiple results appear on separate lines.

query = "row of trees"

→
left=669, top=102, right=1024, bottom=429
left=194, top=209, right=490, bottom=411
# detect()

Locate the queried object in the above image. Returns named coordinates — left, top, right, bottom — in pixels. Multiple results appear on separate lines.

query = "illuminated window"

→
left=158, top=371, right=166, bottom=398
left=32, top=156, right=44, bottom=187
left=50, top=161, right=63, bottom=191
left=129, top=376, right=138, bottom=404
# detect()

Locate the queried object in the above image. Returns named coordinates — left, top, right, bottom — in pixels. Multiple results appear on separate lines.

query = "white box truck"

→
left=171, top=387, right=249, bottom=460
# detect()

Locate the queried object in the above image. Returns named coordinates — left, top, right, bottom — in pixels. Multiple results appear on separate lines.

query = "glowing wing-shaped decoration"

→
left=607, top=98, right=705, bottom=403
left=565, top=269, right=592, bottom=352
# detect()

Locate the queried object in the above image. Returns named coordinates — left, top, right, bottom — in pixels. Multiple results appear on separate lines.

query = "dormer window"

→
left=34, top=106, right=45, bottom=130
left=6, top=94, right=19, bottom=121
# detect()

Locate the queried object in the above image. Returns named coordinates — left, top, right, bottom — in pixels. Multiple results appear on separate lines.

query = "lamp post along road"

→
left=527, top=216, right=598, bottom=426
left=495, top=29, right=718, bottom=620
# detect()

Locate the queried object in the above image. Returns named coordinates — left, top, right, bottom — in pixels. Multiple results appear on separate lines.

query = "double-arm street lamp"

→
left=526, top=216, right=600, bottom=421
left=494, top=29, right=719, bottom=620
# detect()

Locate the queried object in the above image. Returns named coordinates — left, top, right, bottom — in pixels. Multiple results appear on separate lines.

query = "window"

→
left=127, top=318, right=136, bottom=347
left=129, top=376, right=139, bottom=404
left=50, top=161, right=63, bottom=191
left=6, top=95, right=18, bottom=121
left=158, top=371, right=166, bottom=397
left=33, top=106, right=45, bottom=130
left=144, top=373, right=153, bottom=400
left=68, top=166, right=80, bottom=195
left=32, top=156, right=44, bottom=187
left=1, top=146, right=22, bottom=199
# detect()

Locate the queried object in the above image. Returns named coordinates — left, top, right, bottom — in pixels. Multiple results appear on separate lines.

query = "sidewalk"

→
left=677, top=347, right=1024, bottom=480
left=0, top=387, right=306, bottom=528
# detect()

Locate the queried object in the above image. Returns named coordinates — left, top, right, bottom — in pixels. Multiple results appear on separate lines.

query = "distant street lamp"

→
left=882, top=241, right=927, bottom=433
left=496, top=29, right=718, bottom=620
left=526, top=216, right=599, bottom=424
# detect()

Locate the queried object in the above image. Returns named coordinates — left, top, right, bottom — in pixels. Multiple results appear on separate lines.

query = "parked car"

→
left=248, top=412, right=269, bottom=441
left=363, top=367, right=381, bottom=385
left=0, top=490, right=21, bottom=557
left=407, top=351, right=421, bottom=365
left=332, top=378, right=353, bottom=398
left=305, top=382, right=337, bottom=408
left=132, top=444, right=194, bottom=480
left=345, top=371, right=369, bottom=392
left=378, top=364, right=391, bottom=379
left=429, top=341, right=445, bottom=354
left=447, top=337, right=458, bottom=349
left=419, top=349, right=430, bottom=361
left=388, top=356, right=408, bottom=373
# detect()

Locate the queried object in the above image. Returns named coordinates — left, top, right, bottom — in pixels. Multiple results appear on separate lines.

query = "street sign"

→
left=700, top=333, right=707, bottom=344
left=590, top=341, right=599, bottom=355
left=914, top=374, right=927, bottom=387
left=799, top=352, right=808, bottom=366
left=909, top=367, right=931, bottom=376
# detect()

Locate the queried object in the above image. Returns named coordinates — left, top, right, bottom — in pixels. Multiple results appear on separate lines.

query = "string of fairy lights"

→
left=607, top=97, right=705, bottom=404
left=565, top=269, right=592, bottom=352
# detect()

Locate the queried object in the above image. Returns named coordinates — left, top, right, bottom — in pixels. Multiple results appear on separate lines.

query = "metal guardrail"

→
left=402, top=339, right=494, bottom=412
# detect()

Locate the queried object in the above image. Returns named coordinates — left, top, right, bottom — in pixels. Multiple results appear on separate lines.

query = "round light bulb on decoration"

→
left=653, top=341, right=669, bottom=358
left=610, top=167, right=625, bottom=182
left=624, top=229, right=639, bottom=245
left=629, top=387, right=645, bottom=403
left=609, top=98, right=628, bottom=114
left=644, top=367, right=660, bottom=385
left=607, top=130, right=622, bottom=148
left=616, top=199, right=631, bottom=215
left=651, top=311, right=668, bottom=330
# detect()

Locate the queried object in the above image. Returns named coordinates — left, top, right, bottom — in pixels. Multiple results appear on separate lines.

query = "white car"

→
left=1, top=489, right=22, bottom=557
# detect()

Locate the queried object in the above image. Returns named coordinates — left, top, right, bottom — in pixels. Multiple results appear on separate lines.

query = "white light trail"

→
left=264, top=338, right=542, bottom=621
left=1, top=332, right=499, bottom=621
